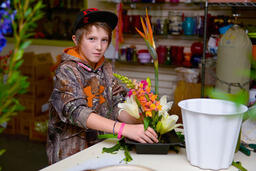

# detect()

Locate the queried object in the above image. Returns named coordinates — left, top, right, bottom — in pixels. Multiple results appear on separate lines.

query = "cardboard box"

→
left=20, top=52, right=53, bottom=81
left=18, top=117, right=30, bottom=136
left=25, top=79, right=53, bottom=98
left=17, top=96, right=50, bottom=119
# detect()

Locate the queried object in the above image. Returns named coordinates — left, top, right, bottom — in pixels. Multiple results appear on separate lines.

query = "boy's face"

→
left=78, top=26, right=109, bottom=67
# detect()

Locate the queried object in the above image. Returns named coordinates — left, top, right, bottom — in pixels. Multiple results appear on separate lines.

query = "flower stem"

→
left=154, top=59, right=159, bottom=96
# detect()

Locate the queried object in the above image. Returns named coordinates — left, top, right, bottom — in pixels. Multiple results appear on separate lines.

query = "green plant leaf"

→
left=14, top=60, right=24, bottom=70
left=102, top=143, right=121, bottom=154
left=24, top=8, right=32, bottom=18
left=98, top=134, right=118, bottom=139
left=143, top=117, right=150, bottom=131
left=0, top=127, right=4, bottom=134
left=20, top=40, right=31, bottom=50
left=123, top=145, right=132, bottom=162
left=232, top=161, right=247, bottom=171
left=14, top=49, right=24, bottom=61
left=0, top=149, right=6, bottom=156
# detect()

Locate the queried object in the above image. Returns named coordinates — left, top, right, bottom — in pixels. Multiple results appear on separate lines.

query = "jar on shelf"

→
left=157, top=45, right=167, bottom=64
left=168, top=11, right=182, bottom=35
left=138, top=49, right=151, bottom=64
left=183, top=17, right=196, bottom=35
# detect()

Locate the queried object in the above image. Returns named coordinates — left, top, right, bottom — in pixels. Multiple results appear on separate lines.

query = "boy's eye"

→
left=102, top=39, right=108, bottom=42
left=88, top=37, right=95, bottom=40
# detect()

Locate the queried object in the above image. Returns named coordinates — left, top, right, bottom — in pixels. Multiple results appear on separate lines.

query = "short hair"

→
left=74, top=22, right=112, bottom=46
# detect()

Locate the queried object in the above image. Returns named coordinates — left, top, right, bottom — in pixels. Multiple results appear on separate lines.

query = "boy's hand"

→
left=122, top=124, right=158, bottom=144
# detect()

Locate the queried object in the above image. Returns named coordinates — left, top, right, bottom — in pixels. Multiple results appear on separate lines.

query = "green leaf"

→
left=102, top=143, right=121, bottom=154
left=245, top=106, right=256, bottom=120
left=143, top=117, right=150, bottom=131
left=20, top=40, right=31, bottom=50
left=24, top=8, right=32, bottom=18
left=156, top=121, right=162, bottom=133
left=0, top=149, right=6, bottom=156
left=98, top=134, right=118, bottom=139
left=206, top=88, right=248, bottom=105
left=14, top=49, right=24, bottom=61
left=14, top=59, right=24, bottom=70
left=146, top=77, right=151, bottom=87
left=232, top=161, right=247, bottom=171
left=0, top=127, right=4, bottom=134
left=123, top=145, right=133, bottom=162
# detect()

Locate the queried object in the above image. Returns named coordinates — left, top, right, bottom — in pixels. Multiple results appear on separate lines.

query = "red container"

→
left=157, top=45, right=167, bottom=64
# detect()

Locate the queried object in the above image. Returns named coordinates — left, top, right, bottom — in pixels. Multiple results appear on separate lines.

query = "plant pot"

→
left=125, top=130, right=184, bottom=154
left=178, top=98, right=248, bottom=170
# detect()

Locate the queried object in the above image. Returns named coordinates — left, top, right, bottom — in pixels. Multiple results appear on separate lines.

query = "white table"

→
left=41, top=139, right=255, bottom=171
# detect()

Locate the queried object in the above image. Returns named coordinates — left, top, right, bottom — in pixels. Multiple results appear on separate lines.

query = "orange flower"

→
left=135, top=9, right=155, bottom=49
left=150, top=103, right=156, bottom=110
left=145, top=86, right=151, bottom=93
left=149, top=94, right=158, bottom=102
left=146, top=111, right=152, bottom=117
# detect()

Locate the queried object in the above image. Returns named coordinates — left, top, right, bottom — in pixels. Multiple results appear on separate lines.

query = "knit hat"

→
left=72, top=8, right=118, bottom=35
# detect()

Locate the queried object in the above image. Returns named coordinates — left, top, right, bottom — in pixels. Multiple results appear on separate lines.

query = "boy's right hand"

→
left=122, top=124, right=158, bottom=144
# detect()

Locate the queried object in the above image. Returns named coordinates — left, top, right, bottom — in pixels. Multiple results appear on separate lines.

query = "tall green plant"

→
left=0, top=0, right=44, bottom=169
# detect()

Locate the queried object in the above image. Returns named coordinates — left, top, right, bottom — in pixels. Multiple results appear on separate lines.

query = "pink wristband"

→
left=117, top=123, right=126, bottom=139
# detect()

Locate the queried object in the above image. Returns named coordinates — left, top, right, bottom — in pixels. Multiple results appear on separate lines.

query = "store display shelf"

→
left=208, top=2, right=256, bottom=7
left=124, top=34, right=203, bottom=41
left=101, top=0, right=204, bottom=10
left=6, top=37, right=74, bottom=47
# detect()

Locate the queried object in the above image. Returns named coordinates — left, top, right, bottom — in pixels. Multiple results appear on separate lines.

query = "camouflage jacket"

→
left=46, top=47, right=126, bottom=164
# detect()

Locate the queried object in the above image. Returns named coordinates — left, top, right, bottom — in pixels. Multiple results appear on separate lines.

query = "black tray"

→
left=125, top=130, right=184, bottom=154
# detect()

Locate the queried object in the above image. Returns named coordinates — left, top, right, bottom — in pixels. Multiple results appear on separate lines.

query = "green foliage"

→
left=113, top=73, right=135, bottom=89
left=99, top=136, right=133, bottom=163
left=143, top=117, right=150, bottom=131
left=232, top=161, right=247, bottom=171
left=207, top=88, right=249, bottom=105
left=0, top=0, right=45, bottom=161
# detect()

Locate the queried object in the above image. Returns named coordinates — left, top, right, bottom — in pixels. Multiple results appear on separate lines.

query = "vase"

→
left=178, top=98, right=248, bottom=170
left=125, top=130, right=184, bottom=154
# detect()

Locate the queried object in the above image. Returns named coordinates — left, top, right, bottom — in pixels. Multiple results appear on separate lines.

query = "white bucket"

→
left=178, top=98, right=248, bottom=170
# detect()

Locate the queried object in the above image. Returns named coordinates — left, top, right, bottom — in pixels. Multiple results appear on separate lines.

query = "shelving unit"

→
left=200, top=1, right=256, bottom=97
left=99, top=1, right=256, bottom=98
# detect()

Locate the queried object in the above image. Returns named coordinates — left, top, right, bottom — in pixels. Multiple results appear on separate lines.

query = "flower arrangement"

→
left=114, top=73, right=182, bottom=141
left=114, top=8, right=181, bottom=140
left=99, top=9, right=182, bottom=162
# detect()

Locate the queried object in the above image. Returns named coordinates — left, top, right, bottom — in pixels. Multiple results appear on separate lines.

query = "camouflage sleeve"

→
left=50, top=62, right=94, bottom=129
left=112, top=77, right=127, bottom=120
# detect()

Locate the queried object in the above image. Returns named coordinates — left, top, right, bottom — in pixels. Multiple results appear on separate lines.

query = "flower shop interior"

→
left=1, top=0, right=256, bottom=171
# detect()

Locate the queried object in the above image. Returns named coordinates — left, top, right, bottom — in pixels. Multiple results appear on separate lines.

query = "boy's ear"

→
left=72, top=35, right=78, bottom=46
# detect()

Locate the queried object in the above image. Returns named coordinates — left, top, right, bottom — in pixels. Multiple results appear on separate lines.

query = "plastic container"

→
left=178, top=98, right=248, bottom=170
left=216, top=25, right=252, bottom=94
left=137, top=49, right=151, bottom=64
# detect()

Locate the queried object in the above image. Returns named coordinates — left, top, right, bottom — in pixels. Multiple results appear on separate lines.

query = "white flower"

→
left=118, top=95, right=140, bottom=119
left=156, top=114, right=182, bottom=135
left=159, top=95, right=173, bottom=117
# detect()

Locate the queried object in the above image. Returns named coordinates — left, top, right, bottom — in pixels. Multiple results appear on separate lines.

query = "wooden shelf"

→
left=124, top=34, right=203, bottom=41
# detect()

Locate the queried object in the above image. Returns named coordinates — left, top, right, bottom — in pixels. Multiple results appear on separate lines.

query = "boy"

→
left=47, top=8, right=158, bottom=164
